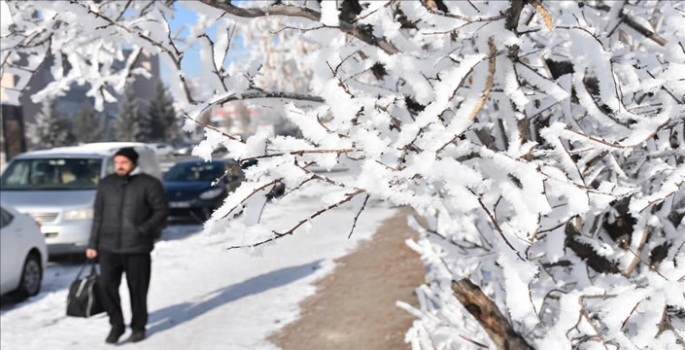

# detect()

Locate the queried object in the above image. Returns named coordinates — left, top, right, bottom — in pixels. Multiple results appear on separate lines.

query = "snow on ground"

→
left=0, top=175, right=395, bottom=349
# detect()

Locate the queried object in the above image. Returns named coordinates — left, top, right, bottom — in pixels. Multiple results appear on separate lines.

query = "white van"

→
left=0, top=143, right=161, bottom=256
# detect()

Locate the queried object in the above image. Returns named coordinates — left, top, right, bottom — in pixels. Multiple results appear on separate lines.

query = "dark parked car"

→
left=173, top=143, right=228, bottom=157
left=163, top=159, right=244, bottom=221
left=164, top=158, right=287, bottom=222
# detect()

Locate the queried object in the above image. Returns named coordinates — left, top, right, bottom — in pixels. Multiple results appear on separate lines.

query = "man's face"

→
left=114, top=156, right=135, bottom=177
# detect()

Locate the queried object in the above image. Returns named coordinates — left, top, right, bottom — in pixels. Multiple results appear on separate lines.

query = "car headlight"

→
left=64, top=209, right=94, bottom=221
left=199, top=188, right=224, bottom=200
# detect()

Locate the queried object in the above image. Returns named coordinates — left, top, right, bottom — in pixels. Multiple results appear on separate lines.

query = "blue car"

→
left=163, top=159, right=244, bottom=221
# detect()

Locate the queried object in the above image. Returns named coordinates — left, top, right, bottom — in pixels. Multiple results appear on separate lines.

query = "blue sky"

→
left=165, top=3, right=199, bottom=79
left=160, top=2, right=249, bottom=83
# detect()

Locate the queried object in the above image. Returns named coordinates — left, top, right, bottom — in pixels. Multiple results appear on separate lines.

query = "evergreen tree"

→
left=73, top=102, right=102, bottom=144
left=115, top=83, right=151, bottom=142
left=27, top=98, right=75, bottom=148
left=148, top=81, right=180, bottom=143
left=101, top=115, right=117, bottom=142
left=138, top=98, right=154, bottom=143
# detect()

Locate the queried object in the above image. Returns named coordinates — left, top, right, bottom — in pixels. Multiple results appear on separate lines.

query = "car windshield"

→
left=1, top=158, right=102, bottom=190
left=163, top=162, right=229, bottom=182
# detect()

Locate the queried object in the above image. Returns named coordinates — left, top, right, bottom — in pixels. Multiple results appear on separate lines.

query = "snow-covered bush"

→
left=2, top=1, right=683, bottom=349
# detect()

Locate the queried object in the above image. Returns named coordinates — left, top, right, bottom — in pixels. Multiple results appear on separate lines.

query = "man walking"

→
left=86, top=147, right=169, bottom=344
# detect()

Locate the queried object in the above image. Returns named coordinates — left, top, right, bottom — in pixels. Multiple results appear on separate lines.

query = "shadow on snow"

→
left=146, top=260, right=323, bottom=338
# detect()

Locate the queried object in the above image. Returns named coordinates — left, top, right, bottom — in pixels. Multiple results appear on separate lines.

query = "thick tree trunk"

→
left=452, top=279, right=533, bottom=350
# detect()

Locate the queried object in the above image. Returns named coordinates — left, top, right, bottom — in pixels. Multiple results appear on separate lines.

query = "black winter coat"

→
left=88, top=172, right=169, bottom=254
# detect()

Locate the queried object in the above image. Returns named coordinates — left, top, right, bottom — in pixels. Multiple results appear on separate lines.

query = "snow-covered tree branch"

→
left=2, top=0, right=684, bottom=349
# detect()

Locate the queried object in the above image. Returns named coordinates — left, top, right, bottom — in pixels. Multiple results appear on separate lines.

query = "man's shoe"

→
left=128, top=330, right=146, bottom=343
left=105, top=327, right=125, bottom=344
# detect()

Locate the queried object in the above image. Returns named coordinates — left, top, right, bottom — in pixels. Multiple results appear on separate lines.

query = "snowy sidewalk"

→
left=0, top=179, right=395, bottom=349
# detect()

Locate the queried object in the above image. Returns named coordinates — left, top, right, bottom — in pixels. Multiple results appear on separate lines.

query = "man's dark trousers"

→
left=98, top=251, right=151, bottom=332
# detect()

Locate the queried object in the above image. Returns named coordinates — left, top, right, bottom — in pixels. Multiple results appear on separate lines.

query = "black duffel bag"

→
left=66, top=260, right=105, bottom=318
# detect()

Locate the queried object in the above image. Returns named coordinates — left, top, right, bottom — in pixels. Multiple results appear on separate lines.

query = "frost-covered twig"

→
left=567, top=295, right=619, bottom=349
left=530, top=0, right=553, bottom=30
left=419, top=0, right=505, bottom=23
left=220, top=179, right=284, bottom=221
left=468, top=37, right=496, bottom=121
left=184, top=113, right=244, bottom=143
left=565, top=121, right=672, bottom=149
left=266, top=148, right=359, bottom=157
left=71, top=1, right=178, bottom=60
left=623, top=245, right=670, bottom=281
left=646, top=70, right=685, bottom=104
left=227, top=189, right=366, bottom=250
left=619, top=11, right=668, bottom=47
left=195, top=91, right=325, bottom=118
left=638, top=189, right=680, bottom=213
left=476, top=194, right=525, bottom=261
left=621, top=227, right=648, bottom=277
left=67, top=1, right=197, bottom=104
left=435, top=54, right=489, bottom=153
left=270, top=24, right=337, bottom=35
left=198, top=33, right=228, bottom=92
left=457, top=334, right=489, bottom=349
left=656, top=307, right=685, bottom=346
left=198, top=0, right=399, bottom=55
left=293, top=162, right=348, bottom=188
left=348, top=194, right=370, bottom=239
left=621, top=300, right=642, bottom=331
left=326, top=61, right=353, bottom=97
left=114, top=0, right=133, bottom=22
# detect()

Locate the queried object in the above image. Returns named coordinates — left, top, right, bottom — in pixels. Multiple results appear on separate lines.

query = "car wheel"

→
left=11, top=252, right=43, bottom=301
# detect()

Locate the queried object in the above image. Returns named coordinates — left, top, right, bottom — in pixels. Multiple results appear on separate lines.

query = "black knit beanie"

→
left=114, top=147, right=139, bottom=164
